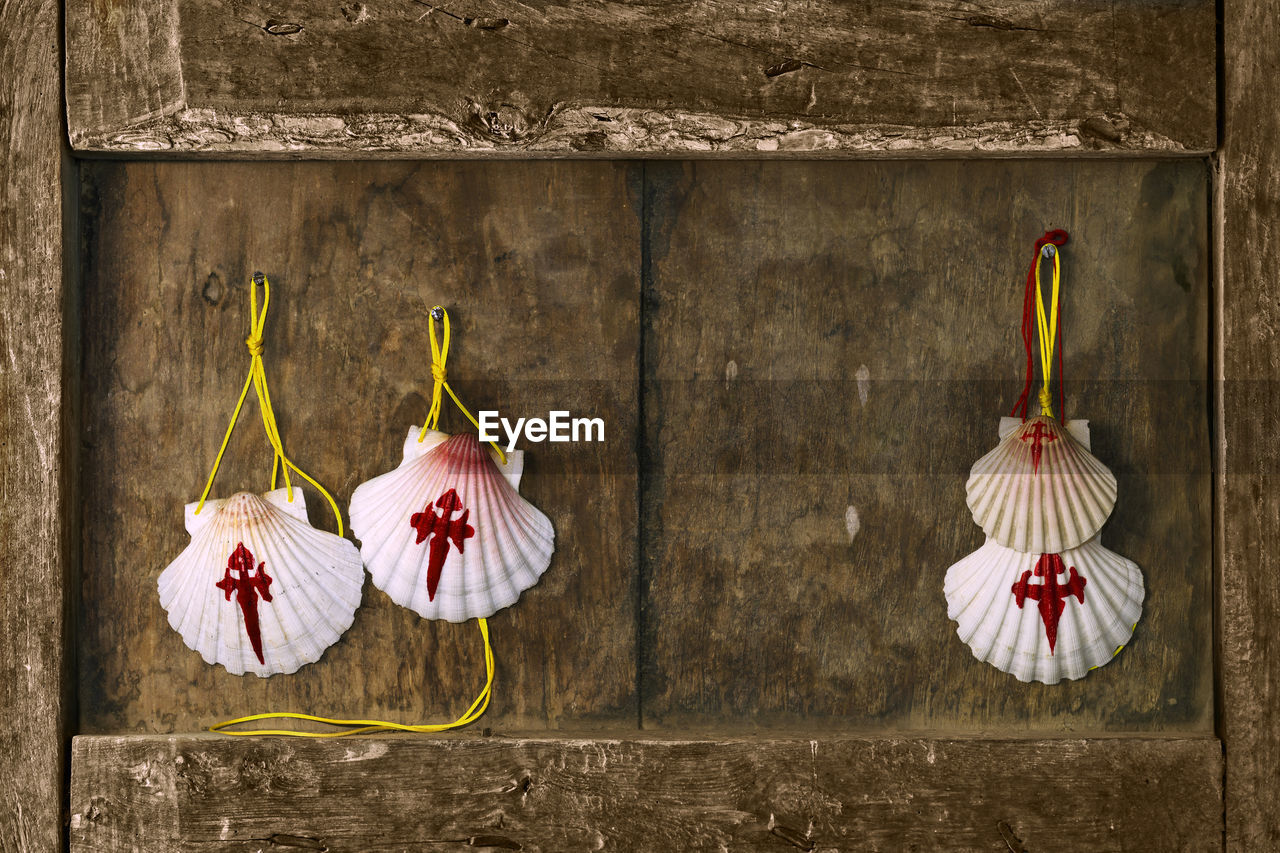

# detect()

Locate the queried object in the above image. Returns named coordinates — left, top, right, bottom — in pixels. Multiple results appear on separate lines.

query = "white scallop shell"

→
left=966, top=415, right=1118, bottom=553
left=944, top=536, right=1143, bottom=684
left=157, top=488, right=364, bottom=677
left=349, top=428, right=555, bottom=622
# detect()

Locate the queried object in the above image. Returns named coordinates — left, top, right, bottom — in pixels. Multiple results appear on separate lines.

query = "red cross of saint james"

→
left=216, top=542, right=274, bottom=665
left=1020, top=421, right=1058, bottom=473
left=1011, top=553, right=1087, bottom=654
left=409, top=488, right=476, bottom=601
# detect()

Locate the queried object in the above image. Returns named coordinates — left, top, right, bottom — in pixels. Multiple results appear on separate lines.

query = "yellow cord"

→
left=193, top=274, right=345, bottom=536
left=205, top=292, right=496, bottom=738
left=1032, top=248, right=1062, bottom=419
left=210, top=618, right=494, bottom=736
left=417, top=306, right=507, bottom=464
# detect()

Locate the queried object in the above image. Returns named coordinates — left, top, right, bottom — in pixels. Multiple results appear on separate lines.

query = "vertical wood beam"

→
left=0, top=0, right=71, bottom=850
left=1222, top=0, right=1280, bottom=847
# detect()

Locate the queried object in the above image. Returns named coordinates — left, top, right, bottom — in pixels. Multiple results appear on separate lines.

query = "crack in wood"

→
left=266, top=21, right=304, bottom=34
left=765, top=58, right=804, bottom=77
left=236, top=15, right=304, bottom=35
left=1080, top=114, right=1125, bottom=142
left=266, top=833, right=327, bottom=850
left=463, top=835, right=522, bottom=849
left=770, top=823, right=816, bottom=851
left=960, top=14, right=1039, bottom=32
left=997, top=819, right=1028, bottom=852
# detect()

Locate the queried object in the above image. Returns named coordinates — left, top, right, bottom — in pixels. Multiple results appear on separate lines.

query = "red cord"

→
left=1011, top=229, right=1069, bottom=421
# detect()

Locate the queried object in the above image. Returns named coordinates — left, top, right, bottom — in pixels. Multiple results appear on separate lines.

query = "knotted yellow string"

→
left=209, top=295, right=496, bottom=738
left=417, top=306, right=506, bottom=464
left=194, top=274, right=344, bottom=535
left=1032, top=246, right=1062, bottom=419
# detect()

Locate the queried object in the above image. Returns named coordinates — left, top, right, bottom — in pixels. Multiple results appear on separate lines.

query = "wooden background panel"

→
left=70, top=734, right=1224, bottom=852
left=642, top=160, right=1211, bottom=731
left=79, top=160, right=639, bottom=732
left=65, top=0, right=1215, bottom=154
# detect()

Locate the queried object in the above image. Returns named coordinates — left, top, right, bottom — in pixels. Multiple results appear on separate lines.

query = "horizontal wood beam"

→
left=71, top=734, right=1223, bottom=851
left=65, top=0, right=1215, bottom=157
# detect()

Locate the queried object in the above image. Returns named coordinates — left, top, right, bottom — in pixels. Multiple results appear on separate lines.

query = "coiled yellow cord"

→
left=210, top=618, right=493, bottom=736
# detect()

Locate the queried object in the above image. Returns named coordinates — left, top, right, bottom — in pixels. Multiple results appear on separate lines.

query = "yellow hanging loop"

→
left=1032, top=245, right=1062, bottom=420
left=417, top=306, right=507, bottom=464
left=193, top=273, right=345, bottom=535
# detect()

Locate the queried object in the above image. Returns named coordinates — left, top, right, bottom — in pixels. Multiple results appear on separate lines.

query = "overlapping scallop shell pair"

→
left=944, top=415, right=1144, bottom=684
left=157, top=430, right=554, bottom=676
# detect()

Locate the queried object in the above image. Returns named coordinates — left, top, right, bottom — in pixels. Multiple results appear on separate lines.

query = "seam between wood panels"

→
left=1212, top=0, right=1226, bottom=845
left=635, top=161, right=650, bottom=731
left=1210, top=148, right=1227, bottom=852
left=58, top=0, right=79, bottom=848
left=59, top=150, right=81, bottom=853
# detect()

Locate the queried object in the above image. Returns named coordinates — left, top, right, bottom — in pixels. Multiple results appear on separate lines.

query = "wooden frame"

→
left=7, top=0, right=1274, bottom=849
left=66, top=0, right=1215, bottom=156
left=2, top=1, right=72, bottom=850
left=71, top=735, right=1223, bottom=850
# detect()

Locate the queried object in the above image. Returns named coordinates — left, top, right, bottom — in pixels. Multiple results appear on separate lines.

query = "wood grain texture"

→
left=64, top=0, right=184, bottom=139
left=70, top=733, right=1224, bottom=852
left=65, top=0, right=1215, bottom=155
left=1221, top=0, right=1280, bottom=846
left=0, top=0, right=71, bottom=850
left=641, top=160, right=1212, bottom=731
left=78, top=160, right=639, bottom=732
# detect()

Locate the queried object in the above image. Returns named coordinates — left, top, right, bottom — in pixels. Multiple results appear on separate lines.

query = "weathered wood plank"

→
left=70, top=734, right=1224, bottom=852
left=642, top=160, right=1212, bottom=731
left=64, top=0, right=184, bottom=139
left=1221, top=0, right=1280, bottom=847
left=78, top=160, right=638, bottom=732
left=65, top=0, right=1215, bottom=155
left=0, top=0, right=71, bottom=850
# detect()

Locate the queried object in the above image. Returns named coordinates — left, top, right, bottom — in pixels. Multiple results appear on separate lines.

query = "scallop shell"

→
left=348, top=428, right=555, bottom=622
left=966, top=415, right=1117, bottom=553
left=944, top=536, right=1143, bottom=684
left=157, top=488, right=364, bottom=677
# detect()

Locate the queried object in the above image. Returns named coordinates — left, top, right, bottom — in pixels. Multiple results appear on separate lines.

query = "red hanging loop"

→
left=1012, top=229, right=1069, bottom=421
